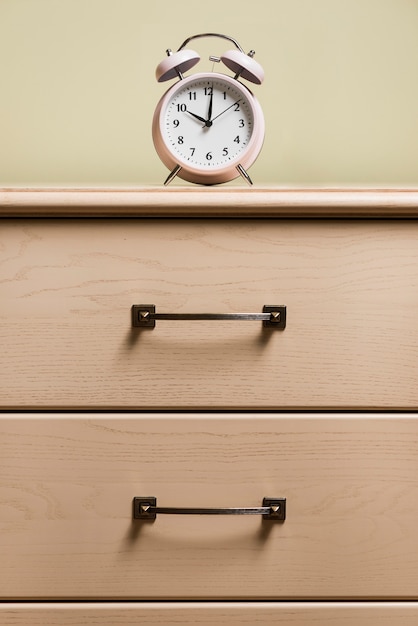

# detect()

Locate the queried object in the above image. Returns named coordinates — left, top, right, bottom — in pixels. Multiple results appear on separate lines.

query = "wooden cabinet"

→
left=1, top=188, right=418, bottom=622
left=2, top=603, right=418, bottom=625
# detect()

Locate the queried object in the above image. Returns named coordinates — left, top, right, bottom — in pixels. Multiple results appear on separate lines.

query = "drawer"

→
left=1, top=603, right=418, bottom=625
left=1, top=219, right=418, bottom=409
left=1, top=414, right=418, bottom=600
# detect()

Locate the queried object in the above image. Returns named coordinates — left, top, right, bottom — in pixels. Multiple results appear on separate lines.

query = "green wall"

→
left=1, top=0, right=417, bottom=186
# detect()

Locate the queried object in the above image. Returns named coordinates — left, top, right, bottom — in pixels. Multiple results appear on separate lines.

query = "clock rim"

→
left=152, top=72, right=265, bottom=185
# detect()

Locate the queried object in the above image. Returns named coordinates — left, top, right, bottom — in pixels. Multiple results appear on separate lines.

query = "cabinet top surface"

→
left=1, top=187, right=418, bottom=217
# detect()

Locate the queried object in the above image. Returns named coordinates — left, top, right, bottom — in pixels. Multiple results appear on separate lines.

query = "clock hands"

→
left=185, top=95, right=242, bottom=129
left=186, top=86, right=214, bottom=128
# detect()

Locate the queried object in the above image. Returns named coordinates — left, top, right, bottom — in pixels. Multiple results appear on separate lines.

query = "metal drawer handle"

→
left=133, top=497, right=286, bottom=521
left=132, top=305, right=286, bottom=329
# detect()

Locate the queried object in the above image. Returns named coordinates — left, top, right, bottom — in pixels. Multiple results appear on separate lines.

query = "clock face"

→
left=158, top=74, right=257, bottom=172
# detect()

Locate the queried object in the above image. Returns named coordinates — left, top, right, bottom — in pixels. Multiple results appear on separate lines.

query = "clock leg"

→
left=164, top=164, right=182, bottom=186
left=236, top=164, right=253, bottom=186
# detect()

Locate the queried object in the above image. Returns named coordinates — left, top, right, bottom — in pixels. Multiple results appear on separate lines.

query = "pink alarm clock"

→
left=152, top=33, right=265, bottom=186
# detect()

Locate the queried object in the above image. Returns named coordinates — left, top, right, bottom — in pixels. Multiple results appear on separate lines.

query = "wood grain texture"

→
left=1, top=219, right=418, bottom=409
left=1, top=414, right=418, bottom=600
left=1, top=187, right=418, bottom=217
left=1, top=603, right=418, bottom=625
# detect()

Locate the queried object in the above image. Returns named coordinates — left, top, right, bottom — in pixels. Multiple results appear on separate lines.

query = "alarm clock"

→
left=152, top=33, right=265, bottom=186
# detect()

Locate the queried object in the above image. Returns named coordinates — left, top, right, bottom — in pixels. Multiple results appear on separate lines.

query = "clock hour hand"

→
left=185, top=109, right=207, bottom=124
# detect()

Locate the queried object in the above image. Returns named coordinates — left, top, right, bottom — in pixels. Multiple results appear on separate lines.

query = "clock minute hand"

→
left=207, top=85, right=213, bottom=122
left=211, top=99, right=241, bottom=123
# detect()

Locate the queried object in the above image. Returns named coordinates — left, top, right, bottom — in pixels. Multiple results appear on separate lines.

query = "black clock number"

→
left=234, top=136, right=240, bottom=144
left=189, top=148, right=195, bottom=157
left=238, top=119, right=245, bottom=128
left=234, top=103, right=240, bottom=111
left=177, top=136, right=184, bottom=144
left=176, top=104, right=187, bottom=112
left=222, top=147, right=229, bottom=156
left=204, top=87, right=213, bottom=96
left=173, top=119, right=180, bottom=128
left=206, top=152, right=213, bottom=161
left=188, top=91, right=197, bottom=101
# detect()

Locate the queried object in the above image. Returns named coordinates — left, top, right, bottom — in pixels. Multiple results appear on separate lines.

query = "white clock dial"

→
left=162, top=77, right=254, bottom=170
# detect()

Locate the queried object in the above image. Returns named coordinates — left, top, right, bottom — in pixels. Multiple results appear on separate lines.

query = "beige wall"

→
left=0, top=0, right=417, bottom=186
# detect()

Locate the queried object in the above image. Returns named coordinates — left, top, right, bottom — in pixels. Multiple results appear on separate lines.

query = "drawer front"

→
left=1, top=414, right=418, bottom=600
left=1, top=219, right=418, bottom=409
left=1, top=603, right=418, bottom=625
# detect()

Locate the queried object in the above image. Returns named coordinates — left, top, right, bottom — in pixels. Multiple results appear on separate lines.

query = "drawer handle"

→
left=133, top=497, right=286, bottom=521
left=132, top=305, right=286, bottom=329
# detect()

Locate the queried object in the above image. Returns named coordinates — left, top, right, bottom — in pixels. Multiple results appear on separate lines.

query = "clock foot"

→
left=164, top=164, right=182, bottom=186
left=236, top=164, right=253, bottom=186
